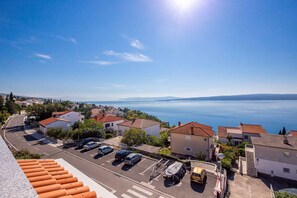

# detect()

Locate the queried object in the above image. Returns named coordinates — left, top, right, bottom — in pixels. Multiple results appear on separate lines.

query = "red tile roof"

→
left=217, top=126, right=240, bottom=138
left=17, top=159, right=96, bottom=198
left=39, top=117, right=71, bottom=127
left=170, top=122, right=214, bottom=137
left=118, top=119, right=160, bottom=129
left=52, top=111, right=72, bottom=117
left=240, top=123, right=267, bottom=134
left=93, top=113, right=124, bottom=123
left=287, top=130, right=297, bottom=137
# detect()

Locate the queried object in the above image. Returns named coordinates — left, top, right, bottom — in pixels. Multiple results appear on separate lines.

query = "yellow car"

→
left=190, top=167, right=207, bottom=184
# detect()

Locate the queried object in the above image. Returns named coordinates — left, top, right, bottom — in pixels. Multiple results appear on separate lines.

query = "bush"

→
left=158, top=148, right=172, bottom=155
left=14, top=149, right=42, bottom=159
left=147, top=136, right=162, bottom=147
left=221, top=158, right=231, bottom=170
left=121, top=128, right=146, bottom=146
left=275, top=192, right=297, bottom=198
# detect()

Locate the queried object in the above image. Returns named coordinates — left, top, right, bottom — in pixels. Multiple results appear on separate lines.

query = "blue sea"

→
left=91, top=100, right=297, bottom=134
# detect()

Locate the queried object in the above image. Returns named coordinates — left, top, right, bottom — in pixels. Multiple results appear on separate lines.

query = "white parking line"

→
left=106, top=158, right=114, bottom=163
left=90, top=153, right=97, bottom=157
left=121, top=193, right=132, bottom=198
left=137, top=158, right=146, bottom=165
left=139, top=158, right=162, bottom=175
left=127, top=189, right=148, bottom=198
left=43, top=152, right=49, bottom=156
left=34, top=147, right=39, bottom=150
left=132, top=185, right=153, bottom=196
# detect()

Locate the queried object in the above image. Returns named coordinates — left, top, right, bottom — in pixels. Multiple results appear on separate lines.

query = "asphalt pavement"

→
left=1, top=115, right=217, bottom=198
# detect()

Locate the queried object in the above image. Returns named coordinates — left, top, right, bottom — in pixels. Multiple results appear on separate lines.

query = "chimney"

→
left=178, top=122, right=181, bottom=127
left=284, top=136, right=289, bottom=145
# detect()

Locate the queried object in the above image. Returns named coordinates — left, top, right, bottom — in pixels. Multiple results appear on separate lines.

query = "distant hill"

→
left=170, top=94, right=297, bottom=101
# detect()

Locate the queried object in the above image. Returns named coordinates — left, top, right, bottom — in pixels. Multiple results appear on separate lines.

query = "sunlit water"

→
left=91, top=100, right=297, bottom=133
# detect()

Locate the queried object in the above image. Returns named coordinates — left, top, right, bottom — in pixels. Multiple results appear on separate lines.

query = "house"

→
left=286, top=130, right=297, bottom=137
left=218, top=123, right=267, bottom=144
left=118, top=119, right=161, bottom=136
left=246, top=134, right=297, bottom=181
left=39, top=117, right=71, bottom=134
left=93, top=113, right=125, bottom=131
left=170, top=122, right=214, bottom=161
left=52, top=110, right=84, bottom=126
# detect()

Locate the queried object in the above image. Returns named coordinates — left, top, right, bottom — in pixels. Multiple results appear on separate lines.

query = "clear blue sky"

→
left=1, top=0, right=297, bottom=101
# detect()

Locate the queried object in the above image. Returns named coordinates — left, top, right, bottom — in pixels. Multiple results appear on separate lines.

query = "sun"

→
left=172, top=0, right=196, bottom=12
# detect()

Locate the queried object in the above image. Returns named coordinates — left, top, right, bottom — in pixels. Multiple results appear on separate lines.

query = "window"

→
left=283, top=168, right=290, bottom=174
left=184, top=147, right=192, bottom=152
left=244, top=135, right=248, bottom=139
left=112, top=123, right=114, bottom=126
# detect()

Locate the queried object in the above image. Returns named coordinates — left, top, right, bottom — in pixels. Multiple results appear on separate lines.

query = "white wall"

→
left=39, top=121, right=71, bottom=134
left=103, top=120, right=124, bottom=131
left=143, top=124, right=160, bottom=136
left=255, top=158, right=297, bottom=181
left=58, top=112, right=83, bottom=126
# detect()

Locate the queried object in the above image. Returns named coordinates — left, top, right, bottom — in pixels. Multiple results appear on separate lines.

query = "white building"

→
left=39, top=117, right=71, bottom=134
left=52, top=110, right=84, bottom=126
left=247, top=134, right=297, bottom=181
left=93, top=113, right=125, bottom=131
left=118, top=119, right=160, bottom=136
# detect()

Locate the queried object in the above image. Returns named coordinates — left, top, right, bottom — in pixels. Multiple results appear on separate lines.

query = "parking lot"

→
left=63, top=143, right=218, bottom=198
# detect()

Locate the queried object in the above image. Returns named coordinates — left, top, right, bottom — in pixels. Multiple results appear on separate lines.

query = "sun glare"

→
left=172, top=0, right=196, bottom=12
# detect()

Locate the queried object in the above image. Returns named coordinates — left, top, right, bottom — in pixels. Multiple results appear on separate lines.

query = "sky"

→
left=1, top=0, right=297, bottom=101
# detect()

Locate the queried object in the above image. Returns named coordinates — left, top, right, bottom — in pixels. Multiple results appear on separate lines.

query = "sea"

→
left=90, top=100, right=297, bottom=134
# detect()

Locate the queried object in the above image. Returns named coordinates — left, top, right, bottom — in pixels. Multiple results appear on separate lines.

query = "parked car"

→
left=190, top=167, right=207, bottom=184
left=78, top=138, right=95, bottom=149
left=124, top=153, right=142, bottom=166
left=163, top=162, right=186, bottom=182
left=115, top=150, right=132, bottom=161
left=83, top=141, right=100, bottom=151
left=97, top=145, right=113, bottom=155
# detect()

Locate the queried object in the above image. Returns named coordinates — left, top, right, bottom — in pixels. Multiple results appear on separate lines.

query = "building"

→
left=170, top=122, right=214, bottom=161
left=218, top=123, right=267, bottom=144
left=93, top=113, right=125, bottom=131
left=39, top=117, right=72, bottom=134
left=247, top=134, right=297, bottom=181
left=0, top=136, right=116, bottom=198
left=118, top=119, right=161, bottom=136
left=286, top=130, right=297, bottom=137
left=52, top=110, right=84, bottom=126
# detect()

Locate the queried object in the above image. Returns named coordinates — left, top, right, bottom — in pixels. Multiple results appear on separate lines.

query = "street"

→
left=2, top=115, right=217, bottom=198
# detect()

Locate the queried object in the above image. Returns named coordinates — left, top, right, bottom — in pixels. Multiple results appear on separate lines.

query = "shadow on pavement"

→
left=121, top=164, right=133, bottom=171
left=164, top=178, right=180, bottom=187
left=23, top=134, right=38, bottom=142
left=190, top=179, right=206, bottom=193
left=93, top=154, right=103, bottom=159
left=112, top=160, right=122, bottom=166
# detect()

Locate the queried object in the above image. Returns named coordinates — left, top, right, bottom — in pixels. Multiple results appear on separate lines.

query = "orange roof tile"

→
left=240, top=123, right=267, bottom=134
left=93, top=113, right=124, bottom=123
left=170, top=122, right=214, bottom=137
left=118, top=119, right=160, bottom=129
left=17, top=159, right=96, bottom=198
left=39, top=117, right=71, bottom=126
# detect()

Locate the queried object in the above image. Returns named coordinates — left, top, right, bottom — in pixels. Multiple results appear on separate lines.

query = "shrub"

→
left=14, top=149, right=42, bottom=159
left=275, top=192, right=297, bottom=198
left=121, top=128, right=146, bottom=146
left=221, top=158, right=231, bottom=170
left=196, top=151, right=207, bottom=161
left=158, top=148, right=172, bottom=155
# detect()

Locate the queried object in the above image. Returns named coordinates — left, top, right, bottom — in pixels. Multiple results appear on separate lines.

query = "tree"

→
left=226, top=134, right=233, bottom=146
left=121, top=128, right=146, bottom=146
left=282, top=127, right=287, bottom=135
left=279, top=130, right=282, bottom=135
left=0, top=96, right=4, bottom=110
left=9, top=92, right=14, bottom=101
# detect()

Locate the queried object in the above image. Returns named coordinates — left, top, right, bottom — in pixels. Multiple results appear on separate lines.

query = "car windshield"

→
left=192, top=173, right=201, bottom=177
left=166, top=162, right=183, bottom=174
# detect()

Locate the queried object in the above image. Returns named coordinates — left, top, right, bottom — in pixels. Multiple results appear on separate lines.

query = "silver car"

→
left=83, top=141, right=99, bottom=150
left=97, top=145, right=113, bottom=155
left=124, top=153, right=142, bottom=166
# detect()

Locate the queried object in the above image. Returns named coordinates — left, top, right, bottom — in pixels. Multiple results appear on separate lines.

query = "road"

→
left=2, top=115, right=217, bottom=198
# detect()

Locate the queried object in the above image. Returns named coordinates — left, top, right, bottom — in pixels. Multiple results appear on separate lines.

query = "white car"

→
left=97, top=145, right=113, bottom=155
left=83, top=141, right=99, bottom=150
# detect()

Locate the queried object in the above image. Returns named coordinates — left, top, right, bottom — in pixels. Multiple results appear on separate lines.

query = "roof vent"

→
left=284, top=136, right=289, bottom=145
